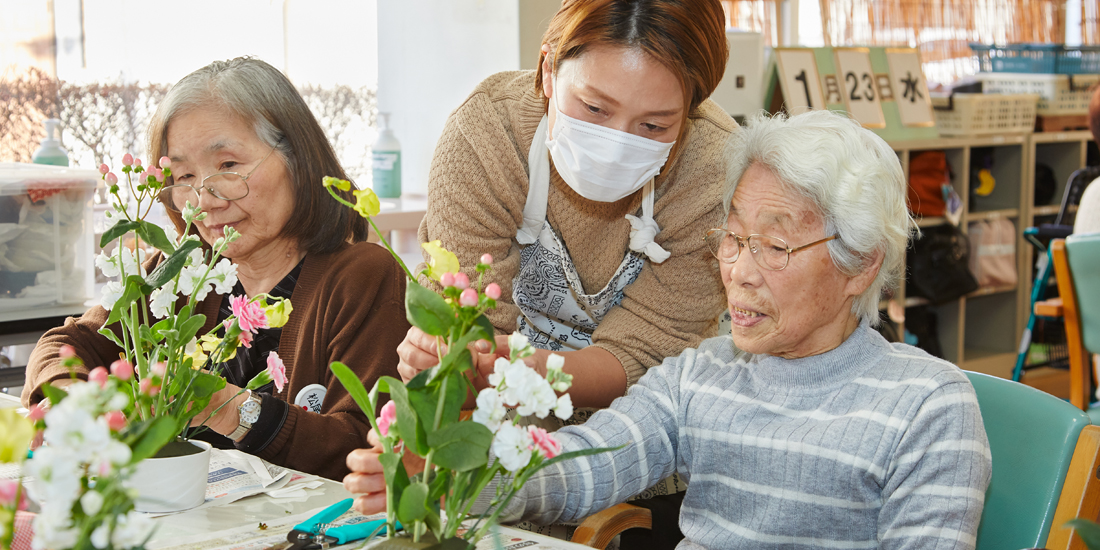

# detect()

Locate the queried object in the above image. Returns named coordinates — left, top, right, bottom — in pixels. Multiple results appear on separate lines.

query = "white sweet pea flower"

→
left=90, top=523, right=111, bottom=549
left=492, top=423, right=533, bottom=473
left=554, top=393, right=574, bottom=420
left=80, top=490, right=104, bottom=515
left=207, top=258, right=238, bottom=295
left=545, top=353, right=572, bottom=392
left=472, top=388, right=507, bottom=433
left=186, top=248, right=205, bottom=267
left=177, top=264, right=212, bottom=301
left=111, top=511, right=156, bottom=548
left=515, top=377, right=557, bottom=419
left=148, top=286, right=177, bottom=319
left=507, top=332, right=534, bottom=359
left=99, top=281, right=123, bottom=310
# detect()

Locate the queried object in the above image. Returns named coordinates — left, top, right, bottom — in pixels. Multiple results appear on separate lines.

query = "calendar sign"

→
left=832, top=48, right=886, bottom=128
left=775, top=48, right=825, bottom=113
left=885, top=48, right=934, bottom=127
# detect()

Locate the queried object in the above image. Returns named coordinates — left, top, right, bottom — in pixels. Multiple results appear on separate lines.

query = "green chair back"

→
left=1066, top=232, right=1100, bottom=354
left=965, top=371, right=1091, bottom=550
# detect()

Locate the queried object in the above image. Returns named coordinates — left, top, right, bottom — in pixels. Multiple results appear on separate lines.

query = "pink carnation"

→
left=459, top=288, right=478, bottom=307
left=527, top=426, right=562, bottom=459
left=238, top=329, right=253, bottom=349
left=88, top=367, right=109, bottom=388
left=230, top=295, right=269, bottom=334
left=0, top=479, right=18, bottom=506
left=378, top=400, right=397, bottom=437
left=266, top=351, right=287, bottom=393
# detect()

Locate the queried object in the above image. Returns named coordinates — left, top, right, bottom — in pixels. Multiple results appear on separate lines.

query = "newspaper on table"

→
left=150, top=506, right=580, bottom=550
left=142, top=448, right=313, bottom=518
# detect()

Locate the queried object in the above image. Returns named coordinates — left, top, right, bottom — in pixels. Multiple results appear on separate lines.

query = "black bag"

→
left=907, top=224, right=979, bottom=305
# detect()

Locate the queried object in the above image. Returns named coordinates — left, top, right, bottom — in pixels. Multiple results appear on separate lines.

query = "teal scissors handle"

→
left=325, top=518, right=403, bottom=544
left=293, top=498, right=353, bottom=533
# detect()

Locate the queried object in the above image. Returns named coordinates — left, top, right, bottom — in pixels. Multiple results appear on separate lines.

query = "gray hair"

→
left=724, top=110, right=916, bottom=326
left=148, top=57, right=367, bottom=253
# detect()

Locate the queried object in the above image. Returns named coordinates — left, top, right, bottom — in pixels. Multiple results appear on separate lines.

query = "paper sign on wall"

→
left=833, top=48, right=886, bottom=128
left=775, top=48, right=825, bottom=113
left=885, top=48, right=935, bottom=127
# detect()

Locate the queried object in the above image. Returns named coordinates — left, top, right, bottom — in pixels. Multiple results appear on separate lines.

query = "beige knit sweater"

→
left=419, top=70, right=734, bottom=386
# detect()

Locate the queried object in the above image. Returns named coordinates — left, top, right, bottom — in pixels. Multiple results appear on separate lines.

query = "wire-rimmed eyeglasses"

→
left=158, top=141, right=281, bottom=212
left=704, top=228, right=837, bottom=271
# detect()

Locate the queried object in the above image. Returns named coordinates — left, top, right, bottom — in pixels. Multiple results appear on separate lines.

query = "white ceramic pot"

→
left=130, top=439, right=211, bottom=513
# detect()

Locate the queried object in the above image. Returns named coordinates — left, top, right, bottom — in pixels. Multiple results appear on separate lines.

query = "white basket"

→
left=932, top=93, right=1039, bottom=136
left=979, top=73, right=1099, bottom=115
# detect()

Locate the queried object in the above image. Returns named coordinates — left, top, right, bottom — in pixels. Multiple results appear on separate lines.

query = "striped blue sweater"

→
left=501, top=325, right=991, bottom=549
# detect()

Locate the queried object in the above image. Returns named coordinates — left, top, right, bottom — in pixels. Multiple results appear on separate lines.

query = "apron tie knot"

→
left=625, top=214, right=670, bottom=263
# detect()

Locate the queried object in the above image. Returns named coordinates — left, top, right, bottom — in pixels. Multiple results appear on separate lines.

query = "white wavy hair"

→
left=724, top=110, right=917, bottom=326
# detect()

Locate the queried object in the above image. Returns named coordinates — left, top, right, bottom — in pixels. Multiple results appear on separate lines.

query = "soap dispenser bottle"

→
left=32, top=118, right=70, bottom=166
left=372, top=112, right=401, bottom=198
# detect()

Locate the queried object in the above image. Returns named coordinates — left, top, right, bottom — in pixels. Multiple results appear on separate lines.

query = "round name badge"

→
left=294, top=383, right=327, bottom=413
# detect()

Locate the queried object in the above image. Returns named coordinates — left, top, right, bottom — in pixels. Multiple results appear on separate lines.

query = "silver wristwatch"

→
left=229, top=390, right=262, bottom=442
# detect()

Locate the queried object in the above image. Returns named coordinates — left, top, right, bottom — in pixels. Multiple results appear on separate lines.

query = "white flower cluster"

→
left=472, top=333, right=574, bottom=472
left=25, top=382, right=154, bottom=550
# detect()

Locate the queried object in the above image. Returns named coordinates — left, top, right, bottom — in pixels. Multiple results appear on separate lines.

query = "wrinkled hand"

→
left=344, top=429, right=426, bottom=516
left=397, top=327, right=499, bottom=403
left=473, top=334, right=542, bottom=380
left=189, top=382, right=244, bottom=436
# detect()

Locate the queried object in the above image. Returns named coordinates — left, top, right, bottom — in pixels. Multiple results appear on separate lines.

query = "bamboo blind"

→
left=722, top=0, right=780, bottom=46
left=1085, top=0, right=1099, bottom=44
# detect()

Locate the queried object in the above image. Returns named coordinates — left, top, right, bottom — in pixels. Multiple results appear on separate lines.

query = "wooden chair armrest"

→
left=1036, top=297, right=1065, bottom=317
left=571, top=503, right=652, bottom=549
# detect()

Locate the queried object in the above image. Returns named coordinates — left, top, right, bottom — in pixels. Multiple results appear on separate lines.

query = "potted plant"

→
left=322, top=178, right=614, bottom=548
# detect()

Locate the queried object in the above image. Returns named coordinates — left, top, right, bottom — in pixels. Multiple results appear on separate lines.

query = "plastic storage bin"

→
left=979, top=73, right=1099, bottom=115
left=0, top=163, right=97, bottom=319
left=970, top=43, right=1100, bottom=74
left=931, top=93, right=1039, bottom=136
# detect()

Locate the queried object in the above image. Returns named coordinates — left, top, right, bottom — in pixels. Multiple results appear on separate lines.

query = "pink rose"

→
left=230, top=295, right=269, bottom=334
left=158, top=156, right=171, bottom=169
left=378, top=400, right=397, bottom=437
left=266, top=351, right=287, bottom=393
left=98, top=163, right=109, bottom=175
left=453, top=272, right=470, bottom=290
left=0, top=479, right=18, bottom=506
left=110, top=359, right=133, bottom=381
left=104, top=410, right=126, bottom=432
left=480, top=254, right=493, bottom=265
left=139, top=378, right=160, bottom=396
left=27, top=404, right=46, bottom=422
left=88, top=367, right=109, bottom=388
left=58, top=345, right=76, bottom=359
left=459, top=288, right=478, bottom=307
left=122, top=153, right=133, bottom=167
left=440, top=272, right=455, bottom=288
left=527, top=426, right=562, bottom=459
left=485, top=283, right=502, bottom=300
left=150, top=362, right=166, bottom=377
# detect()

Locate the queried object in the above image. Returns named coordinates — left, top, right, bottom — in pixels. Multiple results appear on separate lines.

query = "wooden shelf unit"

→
left=887, top=131, right=1095, bottom=379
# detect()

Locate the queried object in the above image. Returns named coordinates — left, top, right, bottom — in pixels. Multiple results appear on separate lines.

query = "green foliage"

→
left=143, top=239, right=202, bottom=292
left=427, top=422, right=492, bottom=472
left=405, top=281, right=454, bottom=337
left=1066, top=519, right=1100, bottom=549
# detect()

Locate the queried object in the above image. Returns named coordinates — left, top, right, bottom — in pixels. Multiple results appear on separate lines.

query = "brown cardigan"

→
left=22, top=241, right=409, bottom=480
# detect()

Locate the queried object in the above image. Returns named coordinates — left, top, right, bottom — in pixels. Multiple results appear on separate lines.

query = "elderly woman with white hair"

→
left=345, top=109, right=992, bottom=549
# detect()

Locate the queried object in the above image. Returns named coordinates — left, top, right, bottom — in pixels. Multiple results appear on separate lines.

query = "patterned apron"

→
left=510, top=116, right=686, bottom=539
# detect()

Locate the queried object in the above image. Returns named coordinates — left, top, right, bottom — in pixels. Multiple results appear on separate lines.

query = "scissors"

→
left=266, top=498, right=400, bottom=550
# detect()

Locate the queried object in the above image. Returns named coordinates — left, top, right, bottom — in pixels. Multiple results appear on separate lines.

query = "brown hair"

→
left=536, top=0, right=728, bottom=149
left=147, top=57, right=368, bottom=255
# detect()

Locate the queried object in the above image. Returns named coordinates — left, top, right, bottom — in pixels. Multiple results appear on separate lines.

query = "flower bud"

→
left=88, top=367, right=109, bottom=388
left=110, top=359, right=134, bottom=381
left=150, top=362, right=167, bottom=377
left=459, top=288, right=478, bottom=307
left=133, top=158, right=142, bottom=168
left=27, top=404, right=46, bottom=422
left=480, top=253, right=493, bottom=265
left=98, top=163, right=109, bottom=175
left=159, top=156, right=171, bottom=169
left=485, top=282, right=502, bottom=300
left=58, top=345, right=76, bottom=359
left=453, top=272, right=470, bottom=290
left=440, top=272, right=455, bottom=288
left=104, top=410, right=126, bottom=432
left=106, top=172, right=118, bottom=185
left=139, top=378, right=160, bottom=396
left=122, top=153, right=133, bottom=166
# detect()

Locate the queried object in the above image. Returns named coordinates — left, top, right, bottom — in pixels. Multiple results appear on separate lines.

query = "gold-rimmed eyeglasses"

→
left=158, top=141, right=281, bottom=212
left=704, top=228, right=838, bottom=271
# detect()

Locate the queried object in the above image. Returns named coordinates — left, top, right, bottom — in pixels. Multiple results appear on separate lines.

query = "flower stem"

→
left=323, top=185, right=416, bottom=281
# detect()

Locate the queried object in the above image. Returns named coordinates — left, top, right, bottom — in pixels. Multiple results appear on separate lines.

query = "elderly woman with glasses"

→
left=22, top=57, right=410, bottom=481
left=346, top=110, right=992, bottom=548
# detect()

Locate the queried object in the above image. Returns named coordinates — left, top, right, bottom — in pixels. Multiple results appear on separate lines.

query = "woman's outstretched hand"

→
left=344, top=428, right=426, bottom=516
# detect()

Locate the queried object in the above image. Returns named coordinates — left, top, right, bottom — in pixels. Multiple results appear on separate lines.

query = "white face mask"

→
left=545, top=82, right=675, bottom=203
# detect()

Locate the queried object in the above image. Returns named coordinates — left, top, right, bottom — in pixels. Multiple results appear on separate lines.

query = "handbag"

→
left=967, top=218, right=1018, bottom=288
left=907, top=224, right=980, bottom=305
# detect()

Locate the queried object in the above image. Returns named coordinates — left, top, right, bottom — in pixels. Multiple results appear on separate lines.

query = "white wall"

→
left=377, top=0, right=521, bottom=196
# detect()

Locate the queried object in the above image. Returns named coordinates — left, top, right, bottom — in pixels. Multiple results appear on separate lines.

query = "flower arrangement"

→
left=0, top=409, right=33, bottom=550
left=322, top=178, right=612, bottom=546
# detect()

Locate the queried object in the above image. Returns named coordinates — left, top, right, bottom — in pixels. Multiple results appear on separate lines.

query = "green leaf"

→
left=41, top=383, right=67, bottom=407
left=427, top=421, right=492, bottom=472
left=406, top=368, right=432, bottom=390
left=187, top=370, right=226, bottom=399
left=135, top=221, right=176, bottom=254
left=379, top=452, right=411, bottom=502
left=405, top=281, right=454, bottom=337
left=397, top=482, right=430, bottom=524
left=143, top=239, right=202, bottom=292
left=130, top=416, right=181, bottom=462
left=330, top=362, right=377, bottom=424
left=97, top=327, right=125, bottom=349
left=100, top=220, right=141, bottom=248
left=439, top=348, right=472, bottom=378
left=471, top=314, right=496, bottom=347
left=436, top=371, right=467, bottom=428
left=388, top=381, right=428, bottom=456
left=1066, top=519, right=1100, bottom=550
left=177, top=314, right=206, bottom=344
left=105, top=275, right=147, bottom=325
